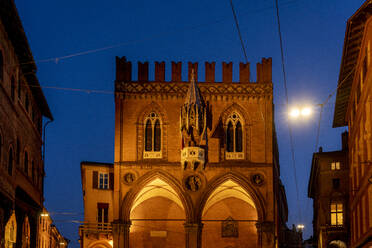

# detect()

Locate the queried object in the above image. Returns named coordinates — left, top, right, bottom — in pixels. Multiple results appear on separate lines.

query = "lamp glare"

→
left=289, top=108, right=300, bottom=118
left=301, top=107, right=311, bottom=116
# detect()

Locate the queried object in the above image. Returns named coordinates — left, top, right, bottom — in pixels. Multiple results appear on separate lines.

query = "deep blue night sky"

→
left=14, top=0, right=363, bottom=246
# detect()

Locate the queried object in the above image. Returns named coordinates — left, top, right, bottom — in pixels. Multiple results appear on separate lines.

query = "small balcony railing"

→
left=321, top=224, right=346, bottom=233
left=79, top=222, right=112, bottom=235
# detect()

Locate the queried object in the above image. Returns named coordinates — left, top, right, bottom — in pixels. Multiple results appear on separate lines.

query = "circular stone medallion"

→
left=251, top=174, right=264, bottom=186
left=123, top=173, right=135, bottom=185
left=185, top=175, right=202, bottom=192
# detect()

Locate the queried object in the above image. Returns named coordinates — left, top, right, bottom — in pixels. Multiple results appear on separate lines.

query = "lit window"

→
left=331, top=203, right=343, bottom=226
left=97, top=203, right=109, bottom=230
left=143, top=112, right=162, bottom=159
left=99, top=173, right=109, bottom=189
left=226, top=112, right=244, bottom=159
left=331, top=162, right=340, bottom=170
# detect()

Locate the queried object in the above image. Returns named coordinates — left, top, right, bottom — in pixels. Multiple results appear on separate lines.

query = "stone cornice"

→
left=115, top=81, right=272, bottom=99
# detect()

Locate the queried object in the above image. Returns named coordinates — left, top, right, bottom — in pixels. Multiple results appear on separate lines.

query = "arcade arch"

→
left=201, top=179, right=260, bottom=248
left=128, top=178, right=186, bottom=248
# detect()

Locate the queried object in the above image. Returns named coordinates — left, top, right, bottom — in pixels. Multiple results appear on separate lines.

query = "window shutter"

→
left=109, top=173, right=114, bottom=189
left=93, top=171, right=98, bottom=189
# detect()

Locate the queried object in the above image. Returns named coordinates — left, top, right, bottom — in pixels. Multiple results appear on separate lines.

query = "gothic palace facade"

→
left=79, top=57, right=290, bottom=248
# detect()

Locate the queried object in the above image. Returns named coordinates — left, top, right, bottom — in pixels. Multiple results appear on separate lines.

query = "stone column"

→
left=184, top=223, right=203, bottom=248
left=112, top=220, right=131, bottom=248
left=256, top=221, right=274, bottom=248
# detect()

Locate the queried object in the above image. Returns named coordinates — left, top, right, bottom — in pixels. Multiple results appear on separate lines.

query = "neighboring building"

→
left=308, top=133, right=349, bottom=248
left=280, top=224, right=303, bottom=248
left=333, top=1, right=372, bottom=247
left=38, top=209, right=69, bottom=248
left=80, top=57, right=294, bottom=248
left=0, top=0, right=53, bottom=248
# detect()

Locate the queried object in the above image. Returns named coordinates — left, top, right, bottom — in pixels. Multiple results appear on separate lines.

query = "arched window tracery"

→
left=225, top=112, right=244, bottom=159
left=143, top=112, right=162, bottom=159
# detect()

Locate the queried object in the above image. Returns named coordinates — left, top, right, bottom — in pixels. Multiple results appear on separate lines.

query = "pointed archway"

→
left=128, top=177, right=187, bottom=248
left=200, top=179, right=261, bottom=248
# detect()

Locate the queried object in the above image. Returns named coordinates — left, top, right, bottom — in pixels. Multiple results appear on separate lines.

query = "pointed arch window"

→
left=225, top=112, right=244, bottom=159
left=144, top=112, right=162, bottom=159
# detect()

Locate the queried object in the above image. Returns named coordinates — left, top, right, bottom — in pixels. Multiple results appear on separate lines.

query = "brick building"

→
left=333, top=1, right=372, bottom=247
left=80, top=57, right=293, bottom=248
left=0, top=0, right=53, bottom=247
left=38, top=209, right=69, bottom=248
left=308, top=132, right=349, bottom=248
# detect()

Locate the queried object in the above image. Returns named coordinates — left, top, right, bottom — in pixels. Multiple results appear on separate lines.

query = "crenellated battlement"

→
left=115, top=57, right=272, bottom=84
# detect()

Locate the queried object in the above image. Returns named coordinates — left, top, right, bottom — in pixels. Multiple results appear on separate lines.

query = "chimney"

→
left=172, top=62, right=182, bottom=82
left=155, top=62, right=165, bottom=81
left=205, top=62, right=215, bottom=82
left=222, top=62, right=232, bottom=82
left=138, top=62, right=149, bottom=81
left=188, top=62, right=198, bottom=82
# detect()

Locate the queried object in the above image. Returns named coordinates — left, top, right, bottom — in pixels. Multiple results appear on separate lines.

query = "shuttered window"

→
left=92, top=171, right=98, bottom=189
left=97, top=203, right=109, bottom=223
left=93, top=171, right=114, bottom=190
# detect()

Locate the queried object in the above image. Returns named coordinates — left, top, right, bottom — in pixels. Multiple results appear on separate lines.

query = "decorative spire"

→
left=184, top=69, right=204, bottom=106
left=180, top=69, right=207, bottom=147
left=180, top=69, right=207, bottom=170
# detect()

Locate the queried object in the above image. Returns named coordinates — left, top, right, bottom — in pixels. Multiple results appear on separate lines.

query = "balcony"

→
left=79, top=222, right=112, bottom=235
left=320, top=224, right=347, bottom=234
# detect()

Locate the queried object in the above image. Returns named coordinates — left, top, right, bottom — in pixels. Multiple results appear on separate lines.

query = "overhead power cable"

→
left=314, top=68, right=355, bottom=151
left=274, top=0, right=302, bottom=224
left=5, top=0, right=301, bottom=69
left=229, top=0, right=248, bottom=63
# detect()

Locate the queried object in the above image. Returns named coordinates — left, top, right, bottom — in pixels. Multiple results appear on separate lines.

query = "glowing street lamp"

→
left=289, top=106, right=312, bottom=119
left=297, top=224, right=305, bottom=231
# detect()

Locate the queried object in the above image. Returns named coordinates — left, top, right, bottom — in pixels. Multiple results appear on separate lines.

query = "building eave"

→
left=333, top=1, right=372, bottom=127
left=307, top=153, right=318, bottom=198
left=0, top=0, right=53, bottom=120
